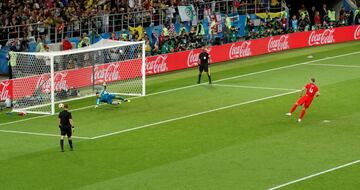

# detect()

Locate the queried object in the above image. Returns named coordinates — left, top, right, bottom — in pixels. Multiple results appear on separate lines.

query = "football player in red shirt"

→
left=286, top=78, right=320, bottom=122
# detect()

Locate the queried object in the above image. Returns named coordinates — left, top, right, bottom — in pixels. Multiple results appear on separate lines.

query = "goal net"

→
left=10, top=39, right=145, bottom=115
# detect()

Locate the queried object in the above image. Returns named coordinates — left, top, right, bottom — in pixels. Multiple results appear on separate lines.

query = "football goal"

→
left=10, top=39, right=145, bottom=115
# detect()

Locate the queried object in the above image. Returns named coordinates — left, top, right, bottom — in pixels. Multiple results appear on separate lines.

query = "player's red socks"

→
left=299, top=108, right=306, bottom=119
left=290, top=104, right=298, bottom=114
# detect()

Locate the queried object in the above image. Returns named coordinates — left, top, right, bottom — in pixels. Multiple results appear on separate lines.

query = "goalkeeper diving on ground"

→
left=95, top=82, right=130, bottom=108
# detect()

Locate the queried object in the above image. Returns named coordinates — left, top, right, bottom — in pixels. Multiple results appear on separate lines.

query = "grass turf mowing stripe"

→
left=91, top=90, right=300, bottom=139
left=0, top=129, right=91, bottom=139
left=211, top=84, right=298, bottom=91
left=268, top=160, right=360, bottom=190
left=1, top=50, right=359, bottom=128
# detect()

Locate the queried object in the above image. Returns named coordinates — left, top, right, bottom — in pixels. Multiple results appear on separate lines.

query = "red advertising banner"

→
left=0, top=80, right=12, bottom=101
left=1, top=25, right=360, bottom=100
left=11, top=59, right=142, bottom=99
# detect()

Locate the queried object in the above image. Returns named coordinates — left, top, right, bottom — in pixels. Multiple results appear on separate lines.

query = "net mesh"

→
left=11, top=39, right=145, bottom=114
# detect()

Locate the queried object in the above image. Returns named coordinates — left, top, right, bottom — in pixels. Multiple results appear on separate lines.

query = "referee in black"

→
left=58, top=104, right=74, bottom=152
left=197, top=46, right=212, bottom=84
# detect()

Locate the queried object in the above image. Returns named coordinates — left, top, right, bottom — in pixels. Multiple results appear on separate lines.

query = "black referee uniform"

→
left=58, top=104, right=74, bottom=152
left=197, top=47, right=212, bottom=84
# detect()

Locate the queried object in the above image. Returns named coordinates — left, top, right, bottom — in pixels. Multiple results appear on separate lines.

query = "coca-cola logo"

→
left=187, top=50, right=200, bottom=68
left=36, top=72, right=68, bottom=92
left=268, top=35, right=290, bottom=52
left=308, top=29, right=335, bottom=46
left=187, top=48, right=212, bottom=68
left=354, top=25, right=360, bottom=40
left=93, top=63, right=120, bottom=83
left=229, top=41, right=252, bottom=59
left=0, top=80, right=11, bottom=100
left=146, top=55, right=168, bottom=74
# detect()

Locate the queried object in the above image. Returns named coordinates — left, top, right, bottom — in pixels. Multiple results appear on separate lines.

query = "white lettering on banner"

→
left=146, top=55, right=168, bottom=74
left=0, top=81, right=11, bottom=100
left=36, top=72, right=69, bottom=92
left=187, top=50, right=200, bottom=67
left=93, top=63, right=120, bottom=83
left=229, top=41, right=252, bottom=59
left=268, top=35, right=290, bottom=52
left=308, top=29, right=335, bottom=46
left=354, top=25, right=360, bottom=40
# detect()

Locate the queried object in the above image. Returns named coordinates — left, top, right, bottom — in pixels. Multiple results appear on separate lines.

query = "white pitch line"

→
left=211, top=84, right=298, bottom=91
left=91, top=90, right=300, bottom=139
left=1, top=50, right=360, bottom=128
left=268, top=160, right=360, bottom=190
left=0, top=129, right=91, bottom=139
left=308, top=63, right=360, bottom=68
left=0, top=114, right=50, bottom=126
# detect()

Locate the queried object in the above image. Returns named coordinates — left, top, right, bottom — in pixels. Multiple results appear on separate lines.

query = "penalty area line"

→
left=91, top=90, right=300, bottom=139
left=267, top=160, right=360, bottom=190
left=0, top=129, right=92, bottom=139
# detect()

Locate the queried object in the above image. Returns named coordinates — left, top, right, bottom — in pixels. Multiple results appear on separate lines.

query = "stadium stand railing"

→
left=0, top=0, right=281, bottom=45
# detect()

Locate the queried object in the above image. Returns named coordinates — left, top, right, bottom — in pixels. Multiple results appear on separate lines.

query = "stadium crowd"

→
left=245, top=4, right=360, bottom=40
left=1, top=0, right=360, bottom=56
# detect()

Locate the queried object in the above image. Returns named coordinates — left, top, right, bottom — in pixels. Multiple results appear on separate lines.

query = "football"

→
left=58, top=103, right=64, bottom=108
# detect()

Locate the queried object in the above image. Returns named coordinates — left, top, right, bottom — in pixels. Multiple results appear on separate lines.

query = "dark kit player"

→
left=197, top=46, right=212, bottom=84
left=58, top=104, right=74, bottom=152
left=286, top=78, right=320, bottom=122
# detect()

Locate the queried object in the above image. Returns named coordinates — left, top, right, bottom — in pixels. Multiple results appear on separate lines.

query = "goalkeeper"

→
left=95, top=83, right=130, bottom=108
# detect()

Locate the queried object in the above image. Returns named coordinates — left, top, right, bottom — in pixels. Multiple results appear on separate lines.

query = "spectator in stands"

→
left=291, top=15, right=298, bottom=32
left=145, top=36, right=151, bottom=56
left=63, top=35, right=72, bottom=51
left=111, top=32, right=118, bottom=40
left=339, top=8, right=347, bottom=26
left=321, top=4, right=328, bottom=21
left=281, top=16, right=287, bottom=32
left=355, top=10, right=360, bottom=25
left=78, top=33, right=90, bottom=48
left=196, top=21, right=205, bottom=36
left=347, top=9, right=354, bottom=26
left=264, top=10, right=272, bottom=23
left=309, top=6, right=316, bottom=28
left=328, top=8, right=336, bottom=25
left=210, top=15, right=218, bottom=40
left=176, top=30, right=189, bottom=52
left=36, top=36, right=47, bottom=52
left=229, top=26, right=238, bottom=42
left=179, top=23, right=187, bottom=34
left=314, top=11, right=321, bottom=29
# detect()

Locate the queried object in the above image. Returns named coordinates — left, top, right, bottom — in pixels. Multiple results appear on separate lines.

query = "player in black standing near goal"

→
left=197, top=46, right=212, bottom=84
left=58, top=104, right=74, bottom=152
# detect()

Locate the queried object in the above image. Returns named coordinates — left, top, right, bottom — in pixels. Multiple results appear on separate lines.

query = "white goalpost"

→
left=10, top=39, right=146, bottom=115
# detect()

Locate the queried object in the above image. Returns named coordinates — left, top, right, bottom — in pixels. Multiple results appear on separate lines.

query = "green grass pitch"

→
left=0, top=41, right=359, bottom=190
